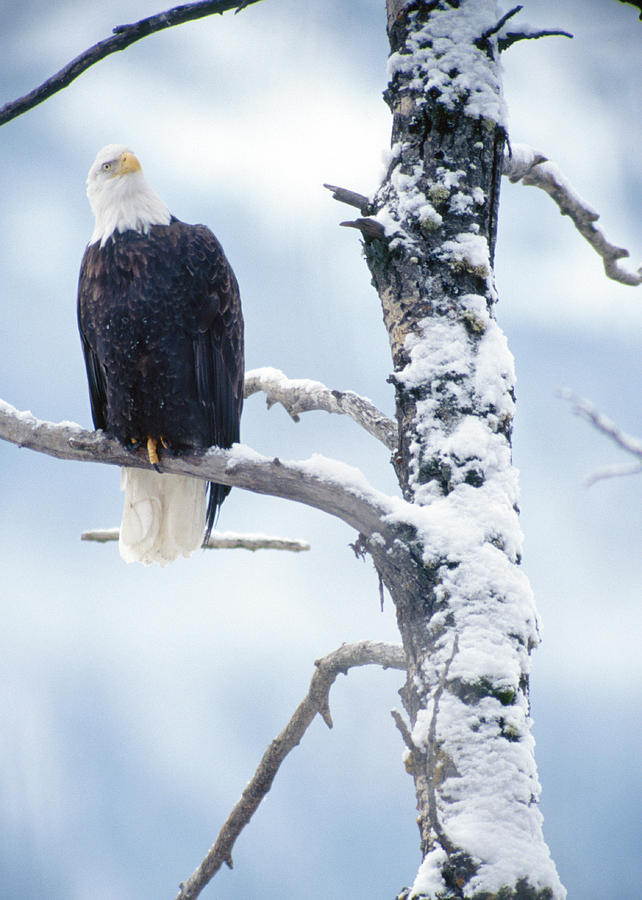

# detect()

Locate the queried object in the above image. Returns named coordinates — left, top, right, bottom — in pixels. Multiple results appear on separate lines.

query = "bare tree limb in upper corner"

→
left=0, top=0, right=265, bottom=127
left=244, top=367, right=398, bottom=451
left=174, top=640, right=406, bottom=900
left=559, top=389, right=642, bottom=484
left=81, top=528, right=311, bottom=552
left=504, top=143, right=642, bottom=287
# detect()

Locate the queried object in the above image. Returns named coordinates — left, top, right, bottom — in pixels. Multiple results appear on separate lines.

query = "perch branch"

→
left=503, top=143, right=642, bottom=286
left=0, top=399, right=397, bottom=540
left=174, top=640, right=406, bottom=899
left=0, top=0, right=265, bottom=127
left=244, top=367, right=397, bottom=451
left=559, top=390, right=642, bottom=484
left=81, top=528, right=310, bottom=552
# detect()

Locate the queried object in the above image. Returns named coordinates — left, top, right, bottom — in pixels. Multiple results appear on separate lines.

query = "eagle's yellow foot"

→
left=146, top=436, right=161, bottom=470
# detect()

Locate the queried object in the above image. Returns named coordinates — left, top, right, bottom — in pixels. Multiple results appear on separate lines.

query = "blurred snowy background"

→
left=1, top=0, right=640, bottom=897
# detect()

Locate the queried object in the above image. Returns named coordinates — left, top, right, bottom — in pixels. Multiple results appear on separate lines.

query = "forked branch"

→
left=504, top=143, right=642, bottom=286
left=244, top=367, right=397, bottom=451
left=559, top=390, right=642, bottom=484
left=174, top=640, right=406, bottom=899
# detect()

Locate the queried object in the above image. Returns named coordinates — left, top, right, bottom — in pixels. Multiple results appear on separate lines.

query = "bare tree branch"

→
left=504, top=143, right=642, bottom=286
left=0, top=0, right=265, bottom=127
left=473, top=2, right=572, bottom=51
left=244, top=367, right=397, bottom=451
left=559, top=389, right=642, bottom=484
left=498, top=28, right=573, bottom=51
left=340, top=217, right=387, bottom=239
left=0, top=399, right=397, bottom=540
left=174, top=640, right=406, bottom=900
left=81, top=528, right=311, bottom=552
left=323, top=183, right=371, bottom=213
left=478, top=4, right=523, bottom=42
left=584, top=462, right=642, bottom=487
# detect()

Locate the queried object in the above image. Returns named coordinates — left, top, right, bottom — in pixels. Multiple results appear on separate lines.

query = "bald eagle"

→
left=78, top=144, right=244, bottom=566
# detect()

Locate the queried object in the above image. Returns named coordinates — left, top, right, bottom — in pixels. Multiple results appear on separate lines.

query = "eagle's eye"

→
left=102, top=162, right=113, bottom=172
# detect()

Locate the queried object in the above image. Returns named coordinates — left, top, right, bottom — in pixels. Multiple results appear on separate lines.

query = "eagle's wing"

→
left=179, top=223, right=245, bottom=534
left=181, top=223, right=244, bottom=449
left=77, top=246, right=109, bottom=432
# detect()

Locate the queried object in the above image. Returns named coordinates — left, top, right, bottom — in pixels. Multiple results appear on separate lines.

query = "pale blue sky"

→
left=1, top=1, right=640, bottom=897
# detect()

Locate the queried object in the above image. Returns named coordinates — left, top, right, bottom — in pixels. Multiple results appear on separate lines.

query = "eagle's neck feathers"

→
left=88, top=171, right=171, bottom=247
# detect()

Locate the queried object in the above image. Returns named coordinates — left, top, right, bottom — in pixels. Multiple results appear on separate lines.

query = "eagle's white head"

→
left=86, top=144, right=171, bottom=246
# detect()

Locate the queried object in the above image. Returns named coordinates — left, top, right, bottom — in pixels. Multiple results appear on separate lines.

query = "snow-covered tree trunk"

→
left=358, top=2, right=566, bottom=897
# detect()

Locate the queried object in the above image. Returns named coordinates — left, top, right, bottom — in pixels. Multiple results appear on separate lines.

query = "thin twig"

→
left=0, top=0, right=264, bottom=127
left=244, top=367, right=397, bottom=451
left=174, top=641, right=406, bottom=899
left=559, top=390, right=642, bottom=461
left=81, top=528, right=310, bottom=552
left=424, top=636, right=459, bottom=857
left=584, top=462, right=642, bottom=487
left=504, top=144, right=642, bottom=286
left=559, top=389, right=642, bottom=485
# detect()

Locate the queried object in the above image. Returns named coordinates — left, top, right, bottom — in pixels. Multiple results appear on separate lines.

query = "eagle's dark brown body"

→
left=77, top=218, right=244, bottom=537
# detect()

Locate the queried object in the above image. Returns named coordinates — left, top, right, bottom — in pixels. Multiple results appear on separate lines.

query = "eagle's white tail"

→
left=119, top=468, right=207, bottom=566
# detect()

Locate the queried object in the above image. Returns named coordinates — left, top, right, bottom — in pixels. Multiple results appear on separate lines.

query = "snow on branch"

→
left=504, top=143, right=642, bottom=287
left=174, top=640, right=406, bottom=900
left=81, top=527, right=310, bottom=552
left=0, top=399, right=396, bottom=539
left=559, top=390, right=642, bottom=485
left=477, top=4, right=571, bottom=52
left=0, top=0, right=264, bottom=127
left=244, top=367, right=397, bottom=451
left=493, top=5, right=573, bottom=51
left=498, top=27, right=572, bottom=51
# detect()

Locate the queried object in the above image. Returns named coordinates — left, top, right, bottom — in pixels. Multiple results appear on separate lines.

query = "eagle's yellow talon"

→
left=146, top=436, right=160, bottom=467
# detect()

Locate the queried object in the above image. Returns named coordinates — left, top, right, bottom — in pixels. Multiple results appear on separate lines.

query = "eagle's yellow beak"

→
left=119, top=151, right=142, bottom=175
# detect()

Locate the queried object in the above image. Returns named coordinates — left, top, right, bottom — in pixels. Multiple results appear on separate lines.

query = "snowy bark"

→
left=350, top=2, right=566, bottom=897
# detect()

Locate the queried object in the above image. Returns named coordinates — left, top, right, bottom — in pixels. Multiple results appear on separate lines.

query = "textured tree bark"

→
left=358, top=2, right=566, bottom=897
